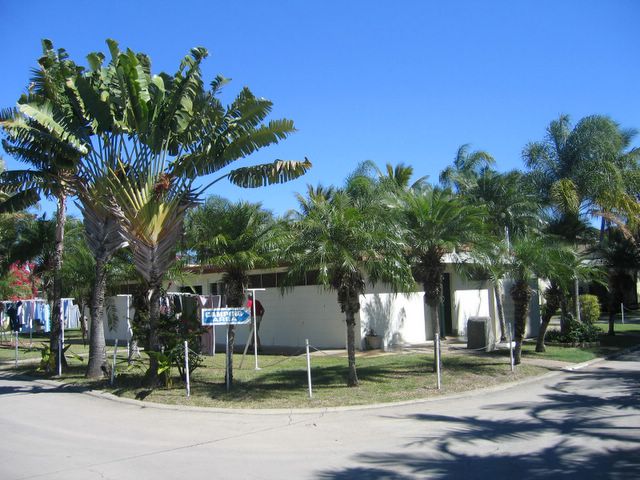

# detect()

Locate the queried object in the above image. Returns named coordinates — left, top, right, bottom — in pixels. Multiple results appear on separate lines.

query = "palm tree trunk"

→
left=536, top=284, right=562, bottom=353
left=608, top=276, right=617, bottom=336
left=146, top=280, right=162, bottom=386
left=225, top=325, right=235, bottom=387
left=86, top=256, right=108, bottom=378
left=511, top=280, right=532, bottom=364
left=494, top=279, right=507, bottom=342
left=426, top=297, right=441, bottom=373
left=345, top=302, right=359, bottom=387
left=574, top=278, right=581, bottom=323
left=50, top=193, right=67, bottom=372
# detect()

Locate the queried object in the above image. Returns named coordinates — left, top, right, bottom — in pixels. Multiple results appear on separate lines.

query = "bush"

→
left=545, top=316, right=601, bottom=344
left=579, top=294, right=601, bottom=324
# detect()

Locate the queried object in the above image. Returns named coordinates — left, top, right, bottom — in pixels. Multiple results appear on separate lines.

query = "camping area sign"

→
left=201, top=308, right=251, bottom=326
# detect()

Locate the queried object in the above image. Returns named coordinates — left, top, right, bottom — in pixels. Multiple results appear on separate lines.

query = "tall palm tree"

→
left=466, top=170, right=542, bottom=341
left=399, top=187, right=487, bottom=348
left=8, top=40, right=311, bottom=384
left=184, top=196, right=275, bottom=385
left=524, top=114, right=640, bottom=320
left=0, top=41, right=84, bottom=368
left=284, top=181, right=414, bottom=387
left=506, top=236, right=579, bottom=363
left=594, top=229, right=640, bottom=336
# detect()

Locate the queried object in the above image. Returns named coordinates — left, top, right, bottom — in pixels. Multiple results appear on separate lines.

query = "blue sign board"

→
left=201, top=308, right=251, bottom=326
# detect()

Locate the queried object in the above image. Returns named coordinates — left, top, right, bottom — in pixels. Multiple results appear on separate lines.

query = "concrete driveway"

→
left=0, top=350, right=638, bottom=479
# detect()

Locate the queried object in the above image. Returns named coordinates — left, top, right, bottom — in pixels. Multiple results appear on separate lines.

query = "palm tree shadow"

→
left=317, top=364, right=640, bottom=479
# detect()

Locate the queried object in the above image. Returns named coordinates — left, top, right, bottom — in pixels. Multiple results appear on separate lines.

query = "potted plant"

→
left=364, top=328, right=383, bottom=350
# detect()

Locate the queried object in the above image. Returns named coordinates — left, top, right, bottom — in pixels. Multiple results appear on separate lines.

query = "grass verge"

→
left=14, top=349, right=546, bottom=409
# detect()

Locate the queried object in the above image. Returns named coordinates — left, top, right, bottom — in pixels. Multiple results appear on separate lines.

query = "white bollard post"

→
left=508, top=322, right=515, bottom=373
left=185, top=340, right=190, bottom=398
left=58, top=336, right=62, bottom=377
left=225, top=326, right=230, bottom=393
left=111, top=339, right=118, bottom=386
left=621, top=303, right=625, bottom=324
left=14, top=332, right=18, bottom=368
left=306, top=339, right=313, bottom=398
left=435, top=333, right=441, bottom=390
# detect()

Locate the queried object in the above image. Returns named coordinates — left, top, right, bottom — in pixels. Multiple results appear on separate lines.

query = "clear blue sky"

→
left=1, top=0, right=638, bottom=218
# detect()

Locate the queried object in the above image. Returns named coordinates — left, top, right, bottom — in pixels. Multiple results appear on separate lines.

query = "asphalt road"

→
left=0, top=350, right=638, bottom=480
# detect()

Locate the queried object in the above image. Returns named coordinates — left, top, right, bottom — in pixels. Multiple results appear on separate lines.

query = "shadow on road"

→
left=318, top=365, right=640, bottom=479
left=0, top=373, right=91, bottom=396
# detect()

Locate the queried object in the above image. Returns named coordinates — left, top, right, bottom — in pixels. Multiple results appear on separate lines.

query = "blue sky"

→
left=1, top=0, right=638, bottom=218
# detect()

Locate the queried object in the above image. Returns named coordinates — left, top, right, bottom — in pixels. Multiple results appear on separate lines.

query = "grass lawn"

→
left=0, top=329, right=88, bottom=364
left=14, top=349, right=547, bottom=409
left=6, top=324, right=639, bottom=409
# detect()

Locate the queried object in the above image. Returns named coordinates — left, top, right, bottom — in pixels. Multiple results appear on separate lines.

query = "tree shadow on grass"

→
left=318, top=362, right=640, bottom=479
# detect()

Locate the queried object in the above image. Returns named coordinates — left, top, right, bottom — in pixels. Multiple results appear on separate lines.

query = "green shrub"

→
left=546, top=316, right=601, bottom=344
left=579, top=294, right=601, bottom=324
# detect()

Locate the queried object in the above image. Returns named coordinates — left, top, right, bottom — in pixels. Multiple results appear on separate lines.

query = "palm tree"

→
left=184, top=196, right=275, bottom=385
left=399, top=187, right=487, bottom=349
left=594, top=229, right=640, bottom=336
left=8, top=40, right=311, bottom=384
left=524, top=114, right=640, bottom=321
left=283, top=181, right=414, bottom=387
left=467, top=170, right=542, bottom=341
left=505, top=236, right=579, bottom=363
left=0, top=41, right=84, bottom=369
left=438, top=144, right=494, bottom=193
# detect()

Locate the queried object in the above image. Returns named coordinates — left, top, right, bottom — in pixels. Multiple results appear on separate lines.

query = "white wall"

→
left=359, top=288, right=426, bottom=349
left=102, top=295, right=133, bottom=343
left=219, top=285, right=346, bottom=350
left=168, top=268, right=538, bottom=349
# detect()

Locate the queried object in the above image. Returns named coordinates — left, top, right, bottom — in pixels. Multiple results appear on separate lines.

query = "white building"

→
left=163, top=263, right=541, bottom=352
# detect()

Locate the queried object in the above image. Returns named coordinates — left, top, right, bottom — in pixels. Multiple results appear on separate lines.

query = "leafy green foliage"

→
left=579, top=294, right=601, bottom=324
left=545, top=317, right=601, bottom=344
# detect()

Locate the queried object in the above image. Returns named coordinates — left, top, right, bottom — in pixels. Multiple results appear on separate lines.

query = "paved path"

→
left=0, top=350, right=638, bottom=480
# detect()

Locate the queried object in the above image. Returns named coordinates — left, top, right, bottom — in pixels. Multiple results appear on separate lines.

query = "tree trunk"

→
left=560, top=297, right=569, bottom=334
left=86, top=257, right=108, bottom=378
left=50, top=193, right=67, bottom=373
left=608, top=274, right=619, bottom=336
left=536, top=285, right=562, bottom=353
left=225, top=325, right=235, bottom=387
left=78, top=300, right=87, bottom=347
left=345, top=306, right=358, bottom=387
left=494, top=279, right=507, bottom=342
left=574, top=278, right=581, bottom=323
left=145, top=281, right=162, bottom=386
left=426, top=296, right=440, bottom=373
left=511, top=280, right=532, bottom=364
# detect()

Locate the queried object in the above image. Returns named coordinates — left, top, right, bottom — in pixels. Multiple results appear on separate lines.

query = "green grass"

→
left=0, top=329, right=89, bottom=363
left=15, top=349, right=547, bottom=409
left=7, top=325, right=639, bottom=409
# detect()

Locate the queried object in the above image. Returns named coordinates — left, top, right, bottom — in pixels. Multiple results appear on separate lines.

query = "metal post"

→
left=306, top=339, right=313, bottom=398
left=185, top=340, right=190, bottom=398
left=58, top=301, right=64, bottom=376
left=212, top=326, right=216, bottom=356
left=621, top=303, right=625, bottom=324
left=435, top=333, right=441, bottom=390
left=58, top=336, right=62, bottom=376
left=14, top=332, right=18, bottom=368
left=508, top=322, right=515, bottom=373
left=110, top=339, right=118, bottom=386
left=247, top=288, right=265, bottom=370
left=225, top=325, right=230, bottom=393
